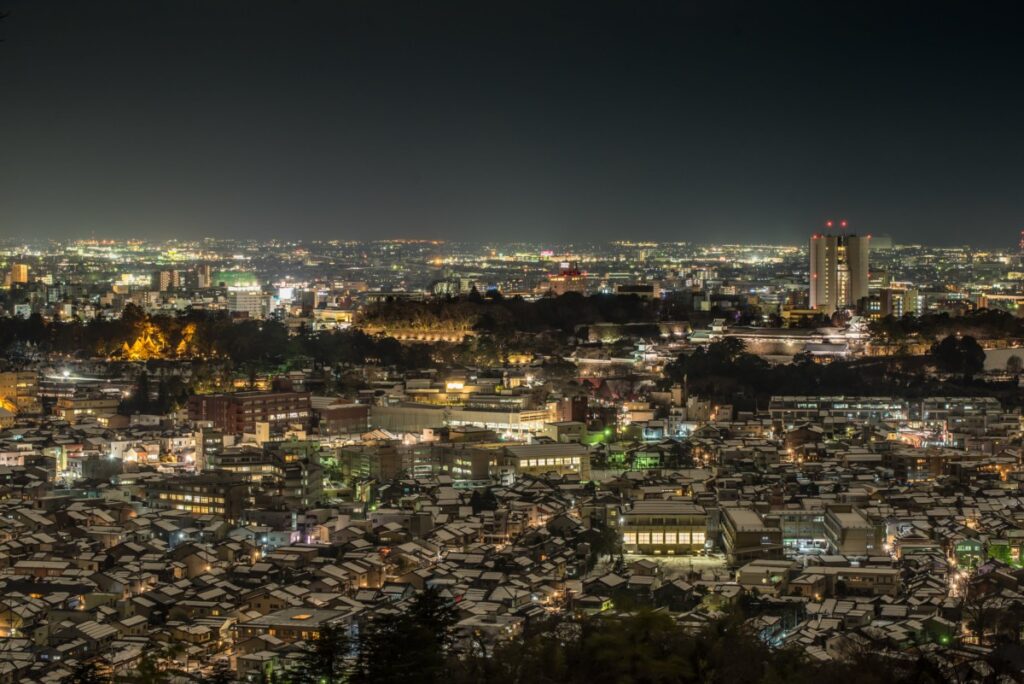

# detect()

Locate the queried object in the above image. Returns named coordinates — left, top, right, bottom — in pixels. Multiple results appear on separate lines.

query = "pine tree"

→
left=206, top=660, right=236, bottom=684
left=64, top=660, right=110, bottom=684
left=352, top=587, right=458, bottom=684
left=284, top=622, right=350, bottom=684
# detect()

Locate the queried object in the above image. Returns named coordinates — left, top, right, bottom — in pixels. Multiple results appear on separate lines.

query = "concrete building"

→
left=370, top=403, right=550, bottom=437
left=768, top=396, right=908, bottom=429
left=545, top=262, right=587, bottom=296
left=228, top=291, right=266, bottom=318
left=54, top=394, right=121, bottom=423
left=823, top=507, right=877, bottom=556
left=809, top=233, right=870, bottom=315
left=0, top=371, right=41, bottom=415
left=9, top=263, right=29, bottom=284
left=721, top=507, right=783, bottom=565
left=151, top=270, right=181, bottom=291
left=188, top=390, right=312, bottom=434
left=497, top=443, right=591, bottom=482
left=149, top=472, right=249, bottom=522
left=195, top=427, right=226, bottom=472
left=621, top=500, right=708, bottom=555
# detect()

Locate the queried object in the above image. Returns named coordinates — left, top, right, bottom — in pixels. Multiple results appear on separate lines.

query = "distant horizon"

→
left=0, top=232, right=1017, bottom=251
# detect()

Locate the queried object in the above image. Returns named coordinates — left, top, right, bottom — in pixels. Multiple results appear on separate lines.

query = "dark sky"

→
left=2, top=1, right=1023, bottom=246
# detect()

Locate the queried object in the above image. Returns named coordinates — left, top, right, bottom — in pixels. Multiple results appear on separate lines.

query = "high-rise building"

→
left=809, top=229, right=870, bottom=315
left=9, top=263, right=29, bottom=284
left=197, top=263, right=212, bottom=289
left=195, top=426, right=226, bottom=472
left=151, top=270, right=181, bottom=292
left=228, top=291, right=266, bottom=318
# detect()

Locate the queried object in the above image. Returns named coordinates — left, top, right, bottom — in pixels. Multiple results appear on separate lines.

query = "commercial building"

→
left=149, top=472, right=249, bottom=521
left=768, top=396, right=908, bottom=429
left=0, top=371, right=41, bottom=415
left=316, top=400, right=369, bottom=435
left=370, top=403, right=550, bottom=437
left=196, top=263, right=213, bottom=288
left=195, top=427, right=226, bottom=472
left=823, top=507, right=878, bottom=556
left=188, top=390, right=312, bottom=435
left=54, top=394, right=121, bottom=423
left=545, top=262, right=588, bottom=296
left=228, top=291, right=266, bottom=318
left=809, top=232, right=870, bottom=315
left=621, top=500, right=708, bottom=555
left=721, top=507, right=783, bottom=565
left=497, top=443, right=591, bottom=482
left=9, top=263, right=29, bottom=284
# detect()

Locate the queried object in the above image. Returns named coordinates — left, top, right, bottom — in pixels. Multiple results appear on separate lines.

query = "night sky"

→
left=2, top=0, right=1023, bottom=246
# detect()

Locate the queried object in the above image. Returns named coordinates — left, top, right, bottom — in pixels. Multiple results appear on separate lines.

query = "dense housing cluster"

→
left=1, top=238, right=1024, bottom=682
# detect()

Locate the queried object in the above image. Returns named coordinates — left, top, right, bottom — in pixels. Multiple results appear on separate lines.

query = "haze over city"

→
left=2, top=0, right=1024, bottom=245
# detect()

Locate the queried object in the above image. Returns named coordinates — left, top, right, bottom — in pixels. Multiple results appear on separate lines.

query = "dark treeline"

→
left=870, top=310, right=1024, bottom=342
left=0, top=306, right=432, bottom=370
left=666, top=337, right=1011, bottom=412
left=447, top=611, right=952, bottom=684
left=346, top=296, right=1024, bottom=344
left=67, top=589, right=962, bottom=684
left=359, top=292, right=703, bottom=335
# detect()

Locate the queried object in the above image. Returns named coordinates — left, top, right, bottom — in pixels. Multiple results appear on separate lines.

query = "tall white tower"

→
left=809, top=221, right=870, bottom=315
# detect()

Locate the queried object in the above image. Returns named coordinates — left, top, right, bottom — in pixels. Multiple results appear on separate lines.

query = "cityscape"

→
left=1, top=233, right=1024, bottom=683
left=4, top=1, right=1024, bottom=684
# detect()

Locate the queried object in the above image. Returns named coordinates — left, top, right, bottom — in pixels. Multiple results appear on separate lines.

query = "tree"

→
left=284, top=622, right=350, bottom=684
left=469, top=487, right=498, bottom=513
left=587, top=523, right=622, bottom=569
left=65, top=661, right=110, bottom=684
left=931, top=334, right=985, bottom=377
left=116, top=643, right=187, bottom=684
left=352, top=587, right=458, bottom=684
left=116, top=651, right=170, bottom=684
left=206, top=660, right=236, bottom=684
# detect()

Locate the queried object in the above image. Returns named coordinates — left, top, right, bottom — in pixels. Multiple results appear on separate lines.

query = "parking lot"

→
left=589, top=552, right=730, bottom=580
left=623, top=553, right=730, bottom=579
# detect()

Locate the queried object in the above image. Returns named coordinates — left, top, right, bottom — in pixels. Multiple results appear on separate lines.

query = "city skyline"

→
left=0, top=228, right=1021, bottom=251
left=4, top=3, right=1024, bottom=682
